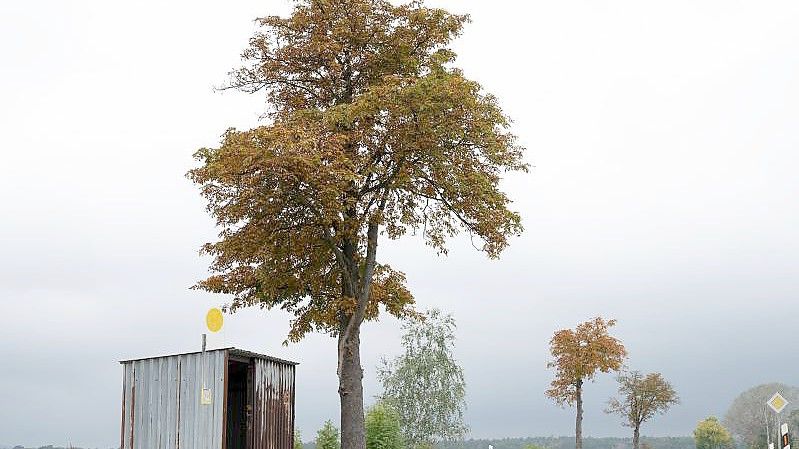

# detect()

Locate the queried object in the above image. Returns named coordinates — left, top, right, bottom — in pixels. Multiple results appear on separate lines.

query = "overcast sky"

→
left=2, top=1, right=799, bottom=447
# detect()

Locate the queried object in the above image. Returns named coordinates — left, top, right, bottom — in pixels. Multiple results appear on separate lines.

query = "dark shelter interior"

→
left=226, top=359, right=253, bottom=449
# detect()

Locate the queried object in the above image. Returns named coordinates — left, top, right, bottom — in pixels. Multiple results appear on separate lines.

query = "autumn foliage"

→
left=189, top=1, right=526, bottom=449
left=188, top=0, right=526, bottom=343
left=546, top=318, right=627, bottom=404
left=546, top=317, right=627, bottom=449
left=606, top=371, right=679, bottom=449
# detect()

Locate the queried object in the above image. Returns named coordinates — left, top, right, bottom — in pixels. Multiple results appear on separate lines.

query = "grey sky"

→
left=2, top=0, right=799, bottom=447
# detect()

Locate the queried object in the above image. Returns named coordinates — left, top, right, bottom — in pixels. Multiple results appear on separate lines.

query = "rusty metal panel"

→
left=120, top=350, right=226, bottom=449
left=252, top=358, right=295, bottom=449
left=120, top=348, right=295, bottom=449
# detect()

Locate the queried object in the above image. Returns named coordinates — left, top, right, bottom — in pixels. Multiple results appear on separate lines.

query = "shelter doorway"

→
left=226, top=359, right=253, bottom=449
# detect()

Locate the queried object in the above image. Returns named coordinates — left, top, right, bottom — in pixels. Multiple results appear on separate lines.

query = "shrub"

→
left=366, top=402, right=405, bottom=449
left=317, top=420, right=341, bottom=449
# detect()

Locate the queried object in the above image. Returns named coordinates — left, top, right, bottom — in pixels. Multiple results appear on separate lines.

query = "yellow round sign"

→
left=206, top=308, right=223, bottom=333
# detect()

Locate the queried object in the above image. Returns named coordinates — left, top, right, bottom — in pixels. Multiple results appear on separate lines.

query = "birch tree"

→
left=378, top=309, right=468, bottom=448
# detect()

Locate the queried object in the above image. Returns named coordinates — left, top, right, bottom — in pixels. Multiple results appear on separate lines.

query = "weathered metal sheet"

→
left=121, top=362, right=134, bottom=449
left=121, top=350, right=226, bottom=449
left=253, top=358, right=296, bottom=449
left=121, top=348, right=296, bottom=449
left=229, top=349, right=298, bottom=367
left=177, top=350, right=225, bottom=449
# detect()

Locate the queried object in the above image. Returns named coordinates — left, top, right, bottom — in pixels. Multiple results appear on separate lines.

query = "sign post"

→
left=781, top=423, right=791, bottom=449
left=767, top=392, right=790, bottom=449
left=201, top=308, right=224, bottom=406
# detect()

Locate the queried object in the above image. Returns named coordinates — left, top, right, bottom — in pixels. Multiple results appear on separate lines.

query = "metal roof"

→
left=229, top=348, right=299, bottom=365
left=119, top=347, right=299, bottom=365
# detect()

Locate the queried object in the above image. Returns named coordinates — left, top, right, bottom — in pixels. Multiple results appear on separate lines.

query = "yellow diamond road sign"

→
left=768, top=392, right=789, bottom=414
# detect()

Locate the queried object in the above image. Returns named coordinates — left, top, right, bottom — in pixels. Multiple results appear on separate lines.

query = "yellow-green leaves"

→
left=694, top=417, right=734, bottom=449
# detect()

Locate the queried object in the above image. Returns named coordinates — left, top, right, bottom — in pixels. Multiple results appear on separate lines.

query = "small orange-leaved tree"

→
left=546, top=317, right=627, bottom=449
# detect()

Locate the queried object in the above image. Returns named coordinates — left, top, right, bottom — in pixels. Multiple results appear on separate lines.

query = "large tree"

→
left=378, top=309, right=468, bottom=449
left=606, top=371, right=679, bottom=449
left=546, top=317, right=627, bottom=449
left=188, top=2, right=526, bottom=449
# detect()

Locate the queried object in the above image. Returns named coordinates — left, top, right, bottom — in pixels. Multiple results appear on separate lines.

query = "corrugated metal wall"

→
left=121, top=350, right=226, bottom=449
left=252, top=358, right=295, bottom=449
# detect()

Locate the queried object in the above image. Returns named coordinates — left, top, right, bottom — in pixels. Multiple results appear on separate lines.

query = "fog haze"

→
left=1, top=1, right=798, bottom=447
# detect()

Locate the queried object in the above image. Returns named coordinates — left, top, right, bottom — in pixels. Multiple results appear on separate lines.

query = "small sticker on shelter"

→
left=201, top=388, right=213, bottom=405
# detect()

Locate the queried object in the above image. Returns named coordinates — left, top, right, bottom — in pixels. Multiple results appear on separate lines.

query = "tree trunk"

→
left=335, top=213, right=378, bottom=449
left=633, top=426, right=640, bottom=449
left=339, top=326, right=365, bottom=449
left=575, top=382, right=583, bottom=449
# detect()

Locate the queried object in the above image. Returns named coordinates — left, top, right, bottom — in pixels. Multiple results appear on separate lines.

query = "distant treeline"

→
left=3, top=436, right=694, bottom=449
left=302, top=436, right=694, bottom=449
left=437, top=437, right=694, bottom=449
left=1, top=446, right=114, bottom=449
